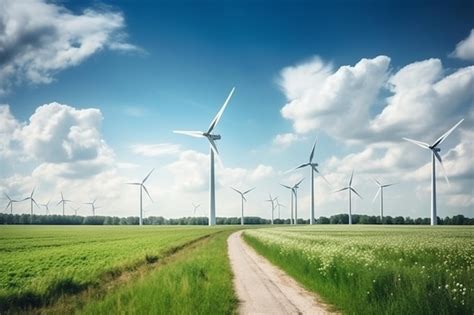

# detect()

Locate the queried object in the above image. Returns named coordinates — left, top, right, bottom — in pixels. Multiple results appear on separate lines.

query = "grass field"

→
left=244, top=226, right=474, bottom=315
left=0, top=225, right=233, bottom=312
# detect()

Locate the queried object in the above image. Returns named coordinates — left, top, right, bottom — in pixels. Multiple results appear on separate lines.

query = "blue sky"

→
left=1, top=0, right=473, bottom=219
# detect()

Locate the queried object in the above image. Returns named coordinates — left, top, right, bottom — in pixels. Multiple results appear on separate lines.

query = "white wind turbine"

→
left=4, top=193, right=18, bottom=214
left=334, top=171, right=362, bottom=225
left=281, top=178, right=304, bottom=225
left=231, top=187, right=255, bottom=225
left=275, top=198, right=285, bottom=220
left=39, top=200, right=51, bottom=215
left=23, top=188, right=39, bottom=215
left=192, top=203, right=200, bottom=216
left=174, top=87, right=235, bottom=226
left=265, top=194, right=277, bottom=224
left=127, top=169, right=154, bottom=226
left=84, top=199, right=100, bottom=216
left=72, top=206, right=81, bottom=216
left=57, top=192, right=72, bottom=216
left=372, top=178, right=396, bottom=223
left=403, top=119, right=464, bottom=226
left=289, top=139, right=330, bottom=224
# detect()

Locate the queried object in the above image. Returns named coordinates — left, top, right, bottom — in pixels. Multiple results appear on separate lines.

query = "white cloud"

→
left=273, top=133, right=299, bottom=148
left=131, top=143, right=182, bottom=157
left=0, top=0, right=139, bottom=94
left=450, top=29, right=474, bottom=61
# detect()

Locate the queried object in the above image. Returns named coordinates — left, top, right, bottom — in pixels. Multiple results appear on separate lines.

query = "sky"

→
left=1, top=0, right=473, bottom=220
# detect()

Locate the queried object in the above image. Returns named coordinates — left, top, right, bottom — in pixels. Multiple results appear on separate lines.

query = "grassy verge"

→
left=77, top=230, right=238, bottom=314
left=243, top=227, right=473, bottom=315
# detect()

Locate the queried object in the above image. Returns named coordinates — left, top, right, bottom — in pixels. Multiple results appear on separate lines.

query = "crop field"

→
left=243, top=226, right=474, bottom=314
left=0, top=225, right=236, bottom=313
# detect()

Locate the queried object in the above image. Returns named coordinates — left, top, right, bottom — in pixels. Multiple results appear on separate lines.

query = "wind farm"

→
left=0, top=1, right=472, bottom=315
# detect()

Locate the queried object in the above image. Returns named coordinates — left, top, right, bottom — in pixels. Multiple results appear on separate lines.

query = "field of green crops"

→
left=0, top=225, right=232, bottom=312
left=244, top=226, right=474, bottom=315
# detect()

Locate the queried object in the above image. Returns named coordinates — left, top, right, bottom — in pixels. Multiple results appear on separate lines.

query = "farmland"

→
left=243, top=226, right=474, bottom=314
left=0, top=225, right=237, bottom=312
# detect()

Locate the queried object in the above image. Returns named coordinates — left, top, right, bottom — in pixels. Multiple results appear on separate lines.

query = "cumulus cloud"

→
left=0, top=0, right=139, bottom=94
left=131, top=143, right=182, bottom=157
left=450, top=29, right=474, bottom=61
left=273, top=133, right=300, bottom=148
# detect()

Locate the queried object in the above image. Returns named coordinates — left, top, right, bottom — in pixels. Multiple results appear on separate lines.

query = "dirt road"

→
left=227, top=231, right=336, bottom=315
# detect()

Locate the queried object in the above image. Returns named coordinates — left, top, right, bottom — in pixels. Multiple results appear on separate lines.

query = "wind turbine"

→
left=265, top=194, right=277, bottom=224
left=39, top=200, right=51, bottom=215
left=281, top=178, right=304, bottom=225
left=173, top=87, right=235, bottom=226
left=84, top=199, right=99, bottom=216
left=71, top=206, right=81, bottom=216
left=231, top=187, right=255, bottom=225
left=334, top=171, right=362, bottom=225
left=4, top=193, right=18, bottom=214
left=372, top=178, right=396, bottom=223
left=276, top=198, right=285, bottom=220
left=23, top=188, right=39, bottom=215
left=192, top=203, right=200, bottom=216
left=403, top=119, right=464, bottom=226
left=57, top=192, right=72, bottom=216
left=127, top=169, right=154, bottom=226
left=290, top=139, right=330, bottom=224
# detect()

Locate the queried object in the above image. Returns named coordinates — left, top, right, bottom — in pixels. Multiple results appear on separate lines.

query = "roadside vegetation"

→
left=0, top=226, right=227, bottom=312
left=243, top=226, right=474, bottom=314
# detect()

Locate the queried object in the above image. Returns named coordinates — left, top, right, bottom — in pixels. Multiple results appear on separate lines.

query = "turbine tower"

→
left=173, top=87, right=235, bottom=226
left=23, top=188, right=39, bottom=215
left=231, top=187, right=255, bottom=225
left=403, top=119, right=463, bottom=226
left=290, top=139, right=330, bottom=224
left=4, top=193, right=18, bottom=214
left=127, top=169, right=154, bottom=226
left=334, top=171, right=362, bottom=225
left=265, top=194, right=277, bottom=224
left=281, top=178, right=304, bottom=225
left=372, top=178, right=396, bottom=223
left=57, top=192, right=72, bottom=216
left=39, top=200, right=51, bottom=215
left=276, top=198, right=285, bottom=220
left=84, top=199, right=99, bottom=216
left=192, top=203, right=200, bottom=216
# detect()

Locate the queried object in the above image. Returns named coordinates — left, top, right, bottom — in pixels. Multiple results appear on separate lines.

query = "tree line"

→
left=0, top=213, right=472, bottom=225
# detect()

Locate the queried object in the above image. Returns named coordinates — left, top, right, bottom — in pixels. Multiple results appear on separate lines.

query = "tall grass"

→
left=79, top=230, right=238, bottom=314
left=243, top=226, right=473, bottom=315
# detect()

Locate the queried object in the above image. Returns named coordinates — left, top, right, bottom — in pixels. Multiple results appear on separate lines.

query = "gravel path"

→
left=227, top=231, right=336, bottom=315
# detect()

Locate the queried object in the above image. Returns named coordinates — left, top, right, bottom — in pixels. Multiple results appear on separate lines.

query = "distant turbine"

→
left=289, top=139, right=330, bottom=224
left=23, top=188, right=39, bottom=215
left=57, top=192, right=72, bottom=216
left=265, top=194, right=277, bottom=224
left=127, top=168, right=154, bottom=226
left=275, top=198, right=285, bottom=220
left=39, top=200, right=51, bottom=215
left=71, top=206, right=81, bottom=216
left=372, top=178, right=396, bottom=223
left=4, top=193, right=18, bottom=214
left=334, top=171, right=362, bottom=225
left=192, top=203, right=200, bottom=216
left=403, top=118, right=463, bottom=226
left=84, top=199, right=99, bottom=216
left=281, top=178, right=304, bottom=225
left=174, top=87, right=235, bottom=226
left=231, top=187, right=255, bottom=225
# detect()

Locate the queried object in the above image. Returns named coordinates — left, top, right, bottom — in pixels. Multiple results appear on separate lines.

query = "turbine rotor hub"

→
left=207, top=134, right=221, bottom=140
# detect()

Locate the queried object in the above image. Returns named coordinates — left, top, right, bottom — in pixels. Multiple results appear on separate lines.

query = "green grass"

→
left=79, top=230, right=238, bottom=315
left=243, top=226, right=474, bottom=315
left=0, top=225, right=229, bottom=312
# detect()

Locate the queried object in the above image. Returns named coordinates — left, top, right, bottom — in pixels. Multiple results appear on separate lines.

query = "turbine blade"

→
left=333, top=187, right=349, bottom=193
left=349, top=170, right=354, bottom=186
left=56, top=200, right=62, bottom=206
left=142, top=168, right=155, bottom=184
left=4, top=193, right=11, bottom=201
left=243, top=187, right=255, bottom=195
left=173, top=130, right=205, bottom=138
left=372, top=177, right=381, bottom=186
left=309, top=139, right=317, bottom=163
left=372, top=187, right=381, bottom=203
left=142, top=185, right=153, bottom=202
left=231, top=187, right=242, bottom=195
left=313, top=166, right=331, bottom=187
left=431, top=118, right=464, bottom=148
left=33, top=199, right=39, bottom=208
left=207, top=87, right=235, bottom=133
left=295, top=178, right=304, bottom=187
left=31, top=188, right=35, bottom=198
left=243, top=195, right=247, bottom=202
left=351, top=187, right=363, bottom=199
left=126, top=182, right=141, bottom=185
left=286, top=163, right=309, bottom=173
left=207, top=137, right=219, bottom=155
left=382, top=183, right=397, bottom=188
left=280, top=184, right=292, bottom=189
left=403, top=138, right=430, bottom=149
left=434, top=150, right=450, bottom=185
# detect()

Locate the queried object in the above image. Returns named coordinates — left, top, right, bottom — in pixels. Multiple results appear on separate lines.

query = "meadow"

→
left=0, top=225, right=236, bottom=312
left=243, top=226, right=474, bottom=315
